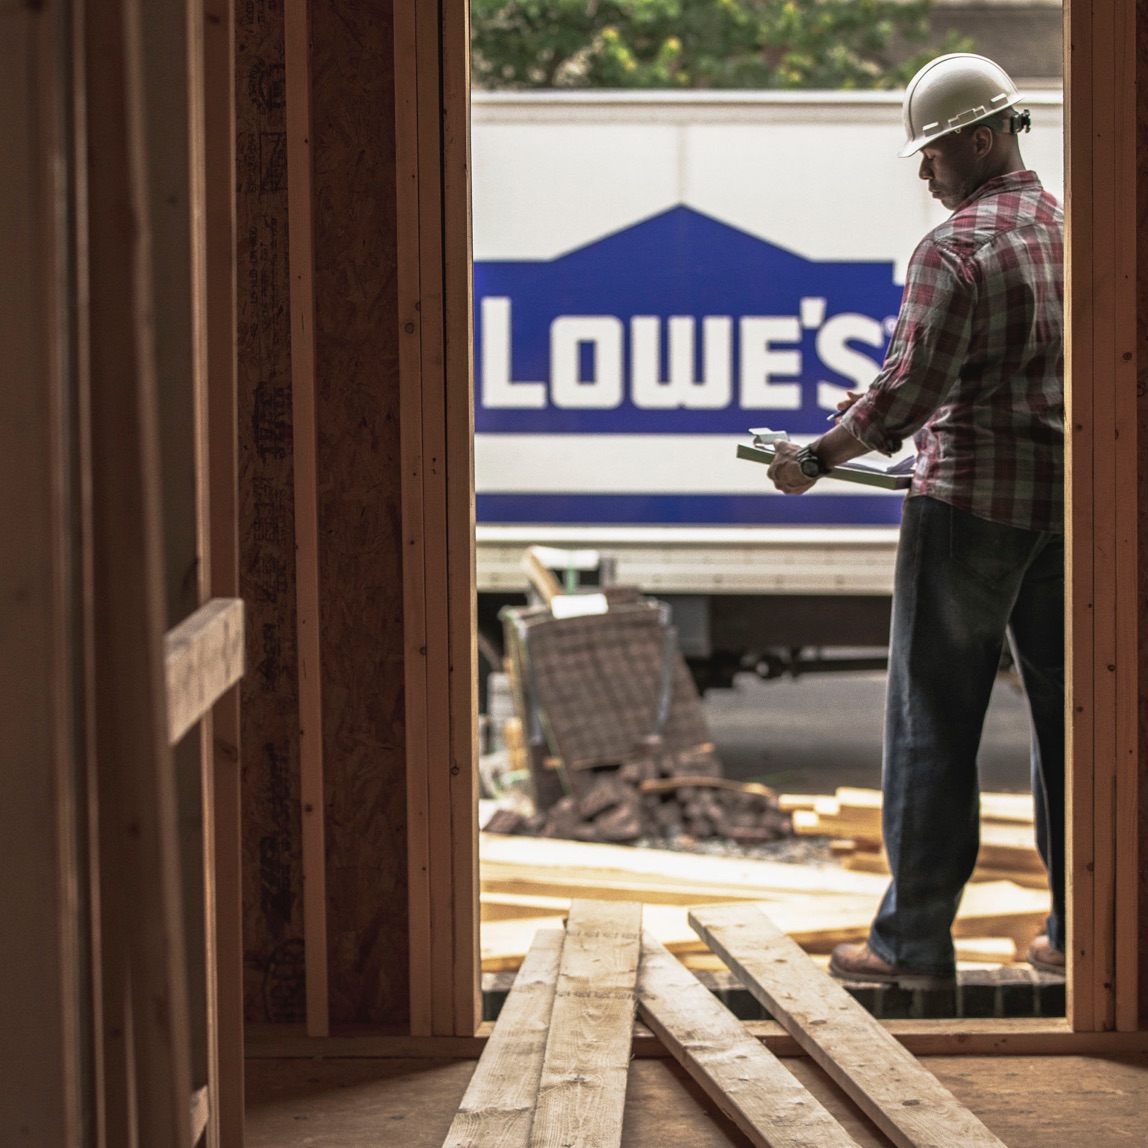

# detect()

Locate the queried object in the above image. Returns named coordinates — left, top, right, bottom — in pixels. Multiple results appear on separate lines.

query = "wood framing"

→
left=0, top=3, right=86, bottom=1140
left=396, top=0, right=480, bottom=1037
left=165, top=599, right=245, bottom=745
left=85, top=0, right=195, bottom=1137
left=219, top=0, right=1146, bottom=1054
left=202, top=1, right=244, bottom=1137
left=283, top=0, right=329, bottom=1042
left=1064, top=0, right=1142, bottom=1032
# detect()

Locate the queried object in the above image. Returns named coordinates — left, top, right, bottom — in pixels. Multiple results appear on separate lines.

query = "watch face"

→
left=798, top=449, right=821, bottom=478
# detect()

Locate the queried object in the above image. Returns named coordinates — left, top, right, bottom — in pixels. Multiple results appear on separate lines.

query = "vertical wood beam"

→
left=442, top=0, right=480, bottom=1036
left=203, top=0, right=246, bottom=1136
left=0, top=2, right=86, bottom=1141
left=1137, top=0, right=1148, bottom=1032
left=1065, top=0, right=1140, bottom=1032
left=283, top=0, right=329, bottom=1041
left=395, top=0, right=434, bottom=1037
left=85, top=0, right=193, bottom=1136
left=137, top=0, right=221, bottom=1132
left=397, top=0, right=478, bottom=1037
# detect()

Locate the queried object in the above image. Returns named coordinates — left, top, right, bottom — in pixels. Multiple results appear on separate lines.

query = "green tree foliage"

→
left=472, top=0, right=967, bottom=90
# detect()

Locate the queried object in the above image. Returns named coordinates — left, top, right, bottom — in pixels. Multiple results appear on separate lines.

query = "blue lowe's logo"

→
left=474, top=206, right=903, bottom=437
left=473, top=206, right=907, bottom=525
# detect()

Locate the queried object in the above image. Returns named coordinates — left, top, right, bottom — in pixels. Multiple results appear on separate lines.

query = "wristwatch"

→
left=795, top=443, right=831, bottom=479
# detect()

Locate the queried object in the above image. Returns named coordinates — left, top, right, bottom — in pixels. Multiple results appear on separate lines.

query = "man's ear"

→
left=972, top=125, right=995, bottom=158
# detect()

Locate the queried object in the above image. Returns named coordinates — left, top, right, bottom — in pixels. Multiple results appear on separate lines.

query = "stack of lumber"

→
left=479, top=831, right=1051, bottom=972
left=448, top=900, right=1010, bottom=1147
left=787, top=786, right=1047, bottom=889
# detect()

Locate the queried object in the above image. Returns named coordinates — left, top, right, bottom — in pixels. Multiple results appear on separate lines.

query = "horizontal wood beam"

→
left=243, top=1017, right=1148, bottom=1061
left=190, top=1086, right=209, bottom=1145
left=164, top=598, right=244, bottom=745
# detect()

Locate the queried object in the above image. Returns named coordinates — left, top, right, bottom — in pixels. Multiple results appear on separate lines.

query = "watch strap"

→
left=796, top=444, right=831, bottom=477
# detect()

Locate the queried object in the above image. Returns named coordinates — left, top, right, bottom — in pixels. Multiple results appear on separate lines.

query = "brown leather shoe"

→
left=1027, top=935, right=1066, bottom=976
left=829, top=941, right=954, bottom=988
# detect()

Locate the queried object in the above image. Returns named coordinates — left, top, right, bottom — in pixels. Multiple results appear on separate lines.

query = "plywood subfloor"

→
left=245, top=1052, right=1148, bottom=1146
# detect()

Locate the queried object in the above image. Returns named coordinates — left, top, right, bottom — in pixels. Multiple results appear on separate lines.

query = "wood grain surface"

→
left=690, top=904, right=1008, bottom=1148
left=443, top=930, right=564, bottom=1148
left=638, top=932, right=859, bottom=1147
left=529, top=902, right=642, bottom=1148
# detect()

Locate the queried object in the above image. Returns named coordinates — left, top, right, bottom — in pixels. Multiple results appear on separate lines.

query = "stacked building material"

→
left=478, top=832, right=1051, bottom=973
left=787, top=786, right=1047, bottom=889
left=498, top=596, right=791, bottom=845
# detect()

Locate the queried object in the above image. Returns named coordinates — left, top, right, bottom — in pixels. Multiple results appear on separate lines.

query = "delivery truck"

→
left=472, top=88, right=1064, bottom=687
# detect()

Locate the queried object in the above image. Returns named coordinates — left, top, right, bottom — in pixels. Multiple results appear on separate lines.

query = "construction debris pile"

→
left=489, top=582, right=791, bottom=846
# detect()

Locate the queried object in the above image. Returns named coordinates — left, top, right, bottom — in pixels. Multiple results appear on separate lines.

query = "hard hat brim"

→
left=898, top=93, right=1024, bottom=158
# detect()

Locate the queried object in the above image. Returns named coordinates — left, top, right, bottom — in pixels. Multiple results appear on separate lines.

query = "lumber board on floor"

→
left=690, top=905, right=1007, bottom=1148
left=481, top=833, right=888, bottom=899
left=443, top=930, right=563, bottom=1148
left=637, top=933, right=858, bottom=1148
left=529, top=901, right=642, bottom=1148
left=481, top=881, right=1048, bottom=971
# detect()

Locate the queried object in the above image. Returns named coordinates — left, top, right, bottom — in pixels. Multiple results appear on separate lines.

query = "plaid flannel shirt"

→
left=840, top=170, right=1064, bottom=533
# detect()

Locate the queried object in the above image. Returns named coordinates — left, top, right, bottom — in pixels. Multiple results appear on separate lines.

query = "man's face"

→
left=917, top=130, right=983, bottom=210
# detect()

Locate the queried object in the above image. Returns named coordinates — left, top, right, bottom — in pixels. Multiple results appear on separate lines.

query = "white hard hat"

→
left=899, top=53, right=1023, bottom=158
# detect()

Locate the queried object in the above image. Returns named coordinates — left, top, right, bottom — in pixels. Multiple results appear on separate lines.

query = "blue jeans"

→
left=868, top=495, right=1065, bottom=977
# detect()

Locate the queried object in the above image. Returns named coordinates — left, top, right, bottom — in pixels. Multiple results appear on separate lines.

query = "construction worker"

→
left=766, top=53, right=1065, bottom=985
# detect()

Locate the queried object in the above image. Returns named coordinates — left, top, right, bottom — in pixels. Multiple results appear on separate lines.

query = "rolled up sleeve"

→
left=839, top=237, right=977, bottom=456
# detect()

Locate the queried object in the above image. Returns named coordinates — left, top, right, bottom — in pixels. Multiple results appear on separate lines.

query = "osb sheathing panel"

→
left=236, top=0, right=305, bottom=1023
left=311, top=0, right=409, bottom=1025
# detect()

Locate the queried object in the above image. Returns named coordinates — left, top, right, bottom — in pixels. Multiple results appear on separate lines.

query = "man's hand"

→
left=833, top=390, right=864, bottom=418
left=767, top=440, right=817, bottom=495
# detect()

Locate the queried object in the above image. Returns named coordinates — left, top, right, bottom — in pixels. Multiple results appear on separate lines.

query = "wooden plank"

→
left=202, top=0, right=245, bottom=1136
left=1137, top=0, right=1148, bottom=1031
left=1108, top=0, right=1140, bottom=1034
left=411, top=0, right=457, bottom=1039
left=1086, top=0, right=1119, bottom=1037
left=529, top=901, right=642, bottom=1148
left=443, top=930, right=564, bottom=1147
left=637, top=933, right=859, bottom=1148
left=441, top=0, right=481, bottom=1039
left=690, top=905, right=1007, bottom=1148
left=481, top=832, right=890, bottom=900
left=191, top=1085, right=210, bottom=1144
left=0, top=4, right=86, bottom=1140
left=242, top=1017, right=1148, bottom=1063
left=394, top=0, right=434, bottom=1037
left=395, top=0, right=477, bottom=1036
left=283, top=0, right=329, bottom=1041
left=1064, top=0, right=1098, bottom=1033
left=165, top=598, right=245, bottom=745
left=137, top=0, right=215, bottom=1128
left=85, top=0, right=194, bottom=1137
left=482, top=881, right=1047, bottom=972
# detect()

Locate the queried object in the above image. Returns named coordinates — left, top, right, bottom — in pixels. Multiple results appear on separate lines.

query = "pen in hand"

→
left=826, top=391, right=864, bottom=422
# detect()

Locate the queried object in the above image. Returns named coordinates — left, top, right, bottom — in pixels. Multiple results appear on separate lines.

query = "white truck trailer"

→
left=472, top=89, right=1064, bottom=685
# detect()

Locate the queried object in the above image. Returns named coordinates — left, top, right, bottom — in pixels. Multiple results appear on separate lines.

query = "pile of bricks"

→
left=495, top=597, right=792, bottom=845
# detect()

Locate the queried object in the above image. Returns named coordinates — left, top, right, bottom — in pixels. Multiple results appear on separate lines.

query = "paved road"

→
left=703, top=671, right=1032, bottom=795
